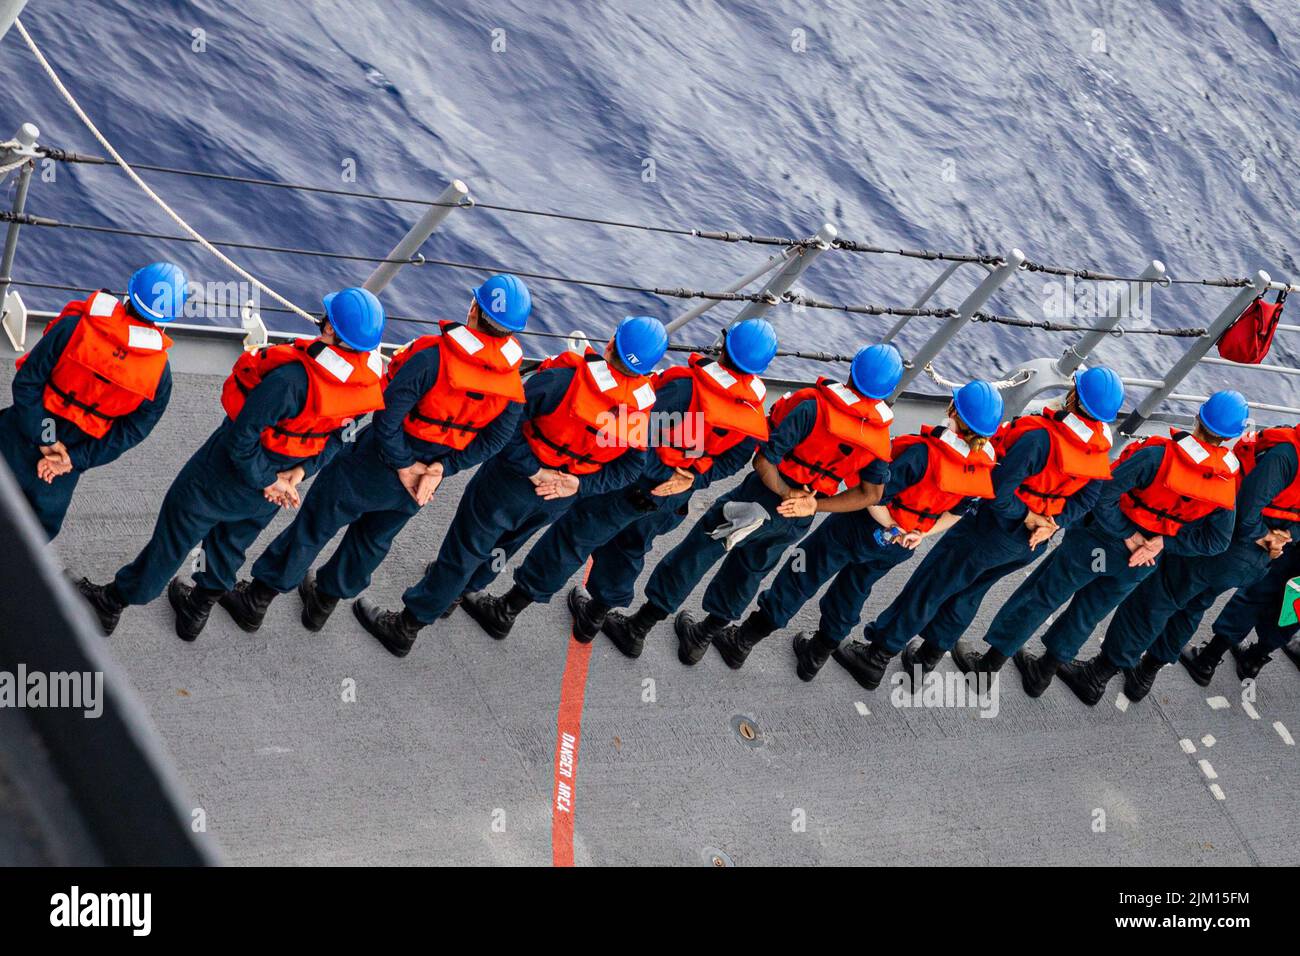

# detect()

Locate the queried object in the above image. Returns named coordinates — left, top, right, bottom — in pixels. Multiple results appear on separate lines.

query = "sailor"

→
left=810, top=380, right=1004, bottom=687
left=1180, top=542, right=1300, bottom=682
left=73, top=287, right=387, bottom=639
left=952, top=390, right=1245, bottom=702
left=351, top=315, right=669, bottom=657
left=458, top=318, right=776, bottom=644
left=1086, top=417, right=1299, bottom=701
left=0, top=262, right=185, bottom=540
left=859, top=367, right=1121, bottom=684
left=606, top=344, right=904, bottom=667
left=216, top=275, right=531, bottom=633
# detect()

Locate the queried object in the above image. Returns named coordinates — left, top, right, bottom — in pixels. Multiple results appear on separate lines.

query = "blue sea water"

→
left=3, top=0, right=1299, bottom=409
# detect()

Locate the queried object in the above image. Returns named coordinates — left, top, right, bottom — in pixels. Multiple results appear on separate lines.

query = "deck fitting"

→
left=701, top=846, right=734, bottom=867
left=730, top=714, right=763, bottom=748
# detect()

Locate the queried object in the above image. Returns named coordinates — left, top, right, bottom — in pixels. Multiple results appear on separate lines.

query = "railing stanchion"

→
left=1117, top=270, right=1270, bottom=438
left=884, top=259, right=963, bottom=343
left=891, top=247, right=1025, bottom=397
left=665, top=246, right=796, bottom=334
left=363, top=179, right=469, bottom=296
left=1, top=122, right=38, bottom=351
left=1054, top=259, right=1166, bottom=375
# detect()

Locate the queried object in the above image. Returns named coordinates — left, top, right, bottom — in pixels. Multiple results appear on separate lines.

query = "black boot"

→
left=1230, top=641, right=1271, bottom=681
left=1012, top=648, right=1063, bottom=698
left=297, top=571, right=339, bottom=631
left=602, top=602, right=667, bottom=658
left=714, top=609, right=775, bottom=670
left=73, top=578, right=125, bottom=636
left=219, top=578, right=278, bottom=633
left=1122, top=653, right=1165, bottom=702
left=353, top=597, right=424, bottom=658
left=951, top=640, right=1007, bottom=675
left=832, top=640, right=896, bottom=691
left=567, top=586, right=609, bottom=644
left=792, top=630, right=837, bottom=682
left=462, top=585, right=533, bottom=640
left=167, top=577, right=224, bottom=642
left=1058, top=653, right=1121, bottom=706
left=900, top=638, right=945, bottom=687
left=674, top=611, right=729, bottom=666
left=1284, top=639, right=1300, bottom=672
left=1179, top=633, right=1231, bottom=687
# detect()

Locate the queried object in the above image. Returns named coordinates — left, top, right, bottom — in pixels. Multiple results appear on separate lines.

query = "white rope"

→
left=922, top=362, right=1031, bottom=391
left=14, top=19, right=317, bottom=324
left=0, top=140, right=31, bottom=177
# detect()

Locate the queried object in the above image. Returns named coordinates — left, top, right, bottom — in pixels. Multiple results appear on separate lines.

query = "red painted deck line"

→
left=551, top=563, right=593, bottom=867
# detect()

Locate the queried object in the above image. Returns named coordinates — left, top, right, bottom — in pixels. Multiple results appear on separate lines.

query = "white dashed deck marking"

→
left=1243, top=701, right=1260, bottom=720
left=1209, top=784, right=1226, bottom=801
left=1275, top=722, right=1295, bottom=746
left=853, top=701, right=870, bottom=717
left=1115, top=693, right=1130, bottom=712
left=1200, top=734, right=1216, bottom=748
left=1207, top=696, right=1230, bottom=710
left=1198, top=759, right=1218, bottom=780
left=1179, top=738, right=1196, bottom=754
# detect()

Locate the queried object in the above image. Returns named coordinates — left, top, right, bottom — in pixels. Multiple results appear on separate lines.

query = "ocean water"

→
left=3, top=0, right=1299, bottom=410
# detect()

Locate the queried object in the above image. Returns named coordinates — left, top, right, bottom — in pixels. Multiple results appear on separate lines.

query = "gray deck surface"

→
left=3, top=363, right=1297, bottom=866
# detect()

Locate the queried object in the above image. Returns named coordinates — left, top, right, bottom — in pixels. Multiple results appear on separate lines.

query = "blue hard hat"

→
left=322, top=287, right=386, bottom=351
left=722, top=318, right=778, bottom=375
left=614, top=315, right=668, bottom=374
left=850, top=343, right=904, bottom=399
left=472, top=273, right=532, bottom=332
left=1074, top=365, right=1125, bottom=422
left=952, top=379, right=1004, bottom=437
left=127, top=261, right=187, bottom=323
left=1198, top=389, right=1249, bottom=439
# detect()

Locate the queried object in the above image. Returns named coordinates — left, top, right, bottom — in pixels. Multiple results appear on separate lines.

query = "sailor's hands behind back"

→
left=1024, top=511, right=1057, bottom=550
left=37, top=441, right=73, bottom=483
left=264, top=467, right=305, bottom=509
left=651, top=467, right=695, bottom=497
left=776, top=488, right=816, bottom=518
left=532, top=468, right=579, bottom=500
left=398, top=461, right=444, bottom=506
left=1257, top=528, right=1291, bottom=559
left=1127, top=533, right=1163, bottom=567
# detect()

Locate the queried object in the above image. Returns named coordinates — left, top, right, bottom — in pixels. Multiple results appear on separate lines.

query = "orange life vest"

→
left=1232, top=425, right=1300, bottom=522
left=385, top=321, right=526, bottom=450
left=220, top=337, right=386, bottom=458
left=768, top=378, right=893, bottom=496
left=14, top=291, right=173, bottom=439
left=652, top=353, right=769, bottom=474
left=523, top=348, right=656, bottom=475
left=887, top=425, right=998, bottom=532
left=991, top=409, right=1114, bottom=516
left=1117, top=431, right=1240, bottom=535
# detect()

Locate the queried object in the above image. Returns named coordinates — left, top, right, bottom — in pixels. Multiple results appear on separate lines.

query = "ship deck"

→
left=2, top=353, right=1298, bottom=866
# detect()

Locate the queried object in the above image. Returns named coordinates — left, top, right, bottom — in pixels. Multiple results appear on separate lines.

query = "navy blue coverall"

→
left=639, top=398, right=889, bottom=622
left=1106, top=442, right=1299, bottom=667
left=1201, top=541, right=1300, bottom=655
left=864, top=426, right=1102, bottom=654
left=510, top=374, right=757, bottom=605
left=0, top=311, right=172, bottom=539
left=249, top=345, right=521, bottom=599
left=755, top=442, right=942, bottom=644
left=111, top=362, right=343, bottom=604
left=981, top=441, right=1235, bottom=662
left=399, top=363, right=646, bottom=624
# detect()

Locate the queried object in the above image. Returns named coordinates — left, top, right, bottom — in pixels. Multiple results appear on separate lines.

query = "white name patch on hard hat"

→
left=634, top=383, right=656, bottom=410
left=88, top=292, right=118, bottom=317
left=588, top=360, right=618, bottom=393
left=127, top=325, right=164, bottom=351
left=313, top=346, right=355, bottom=383
left=501, top=338, right=523, bottom=367
left=448, top=324, right=485, bottom=355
